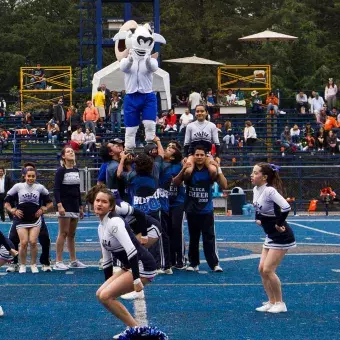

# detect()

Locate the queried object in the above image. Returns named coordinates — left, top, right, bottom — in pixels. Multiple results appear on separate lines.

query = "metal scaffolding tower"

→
left=77, top=0, right=160, bottom=93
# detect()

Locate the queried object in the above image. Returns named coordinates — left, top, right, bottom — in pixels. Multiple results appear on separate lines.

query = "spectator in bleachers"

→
left=67, top=105, right=81, bottom=133
left=109, top=91, right=123, bottom=133
left=326, top=130, right=337, bottom=155
left=324, top=113, right=339, bottom=132
left=70, top=126, right=85, bottom=151
left=0, top=97, right=6, bottom=116
left=30, top=63, right=46, bottom=89
left=0, top=127, right=9, bottom=152
left=251, top=91, right=263, bottom=113
left=296, top=90, right=309, bottom=114
left=179, top=108, right=194, bottom=133
left=176, top=93, right=188, bottom=107
left=311, top=92, right=325, bottom=116
left=244, top=120, right=257, bottom=148
left=22, top=112, right=34, bottom=129
left=302, top=122, right=314, bottom=137
left=301, top=133, right=315, bottom=152
left=47, top=120, right=60, bottom=148
left=189, top=88, right=201, bottom=114
left=316, top=108, right=327, bottom=126
left=226, top=89, right=236, bottom=106
left=100, top=84, right=111, bottom=119
left=164, top=108, right=177, bottom=132
left=325, top=78, right=338, bottom=109
left=54, top=98, right=66, bottom=136
left=330, top=107, right=338, bottom=118
left=315, top=127, right=325, bottom=151
left=83, top=128, right=96, bottom=156
left=206, top=88, right=216, bottom=116
left=156, top=112, right=167, bottom=134
left=83, top=101, right=99, bottom=134
left=222, top=120, right=235, bottom=148
left=93, top=86, right=106, bottom=123
left=290, top=124, right=301, bottom=144
left=280, top=126, right=292, bottom=148
left=265, top=92, right=279, bottom=115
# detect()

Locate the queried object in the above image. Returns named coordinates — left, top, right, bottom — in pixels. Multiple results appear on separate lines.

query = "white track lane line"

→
left=289, top=222, right=340, bottom=237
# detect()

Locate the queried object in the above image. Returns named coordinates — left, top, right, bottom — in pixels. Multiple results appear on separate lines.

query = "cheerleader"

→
left=4, top=168, right=52, bottom=273
left=0, top=230, right=18, bottom=316
left=54, top=146, right=86, bottom=270
left=251, top=162, right=296, bottom=313
left=88, top=186, right=156, bottom=339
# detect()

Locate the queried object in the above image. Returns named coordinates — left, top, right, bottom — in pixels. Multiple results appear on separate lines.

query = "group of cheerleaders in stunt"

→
left=0, top=105, right=296, bottom=338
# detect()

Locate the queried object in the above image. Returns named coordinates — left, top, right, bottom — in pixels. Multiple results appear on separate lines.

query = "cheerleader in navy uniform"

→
left=251, top=162, right=296, bottom=313
left=54, top=146, right=86, bottom=270
left=0, top=230, right=18, bottom=316
left=87, top=186, right=156, bottom=339
left=4, top=168, right=53, bottom=273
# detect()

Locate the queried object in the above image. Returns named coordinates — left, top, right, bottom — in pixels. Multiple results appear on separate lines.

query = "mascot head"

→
left=113, top=20, right=166, bottom=61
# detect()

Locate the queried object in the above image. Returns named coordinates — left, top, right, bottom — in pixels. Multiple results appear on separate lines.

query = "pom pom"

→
left=118, top=326, right=168, bottom=339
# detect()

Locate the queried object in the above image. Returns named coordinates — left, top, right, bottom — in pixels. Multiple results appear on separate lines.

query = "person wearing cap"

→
left=325, top=78, right=338, bottom=109
left=311, top=92, right=325, bottom=116
left=106, top=138, right=125, bottom=193
left=251, top=91, right=263, bottom=113
left=83, top=100, right=99, bottom=134
left=296, top=90, right=308, bottom=114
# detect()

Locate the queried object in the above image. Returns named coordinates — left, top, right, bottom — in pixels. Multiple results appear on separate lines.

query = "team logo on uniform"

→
left=193, top=131, right=209, bottom=139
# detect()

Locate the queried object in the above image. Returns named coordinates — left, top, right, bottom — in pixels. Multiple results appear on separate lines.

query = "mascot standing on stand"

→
left=113, top=21, right=166, bottom=151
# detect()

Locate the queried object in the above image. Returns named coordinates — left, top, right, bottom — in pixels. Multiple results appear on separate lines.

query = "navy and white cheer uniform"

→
left=253, top=184, right=296, bottom=250
left=184, top=166, right=219, bottom=269
left=184, top=120, right=220, bottom=156
left=54, top=167, right=82, bottom=218
left=125, top=214, right=162, bottom=240
left=99, top=212, right=157, bottom=281
left=4, top=183, right=51, bottom=229
left=0, top=230, right=14, bottom=262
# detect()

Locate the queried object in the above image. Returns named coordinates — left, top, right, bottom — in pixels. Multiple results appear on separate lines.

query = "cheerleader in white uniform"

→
left=251, top=163, right=296, bottom=313
left=88, top=186, right=156, bottom=338
left=0, top=231, right=18, bottom=316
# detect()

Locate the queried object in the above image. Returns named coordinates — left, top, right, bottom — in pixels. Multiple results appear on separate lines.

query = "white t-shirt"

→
left=180, top=113, right=194, bottom=126
left=189, top=92, right=201, bottom=109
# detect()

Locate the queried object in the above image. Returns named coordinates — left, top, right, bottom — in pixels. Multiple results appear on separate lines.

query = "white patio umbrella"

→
left=238, top=30, right=298, bottom=42
left=163, top=54, right=225, bottom=65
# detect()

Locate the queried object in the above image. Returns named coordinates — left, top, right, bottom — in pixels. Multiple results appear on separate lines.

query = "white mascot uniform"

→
left=113, top=22, right=166, bottom=150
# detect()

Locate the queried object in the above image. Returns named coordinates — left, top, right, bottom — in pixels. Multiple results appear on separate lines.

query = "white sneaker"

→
left=113, top=328, right=129, bottom=339
left=69, top=260, right=87, bottom=268
left=41, top=265, right=52, bottom=272
left=6, top=264, right=19, bottom=273
left=268, top=302, right=287, bottom=313
left=53, top=261, right=69, bottom=271
left=186, top=265, right=199, bottom=272
left=30, top=264, right=39, bottom=274
left=213, top=265, right=223, bottom=272
left=19, top=265, right=26, bottom=274
left=0, top=306, right=4, bottom=317
left=120, top=290, right=145, bottom=300
left=256, top=302, right=274, bottom=312
left=86, top=149, right=90, bottom=152
left=156, top=268, right=173, bottom=275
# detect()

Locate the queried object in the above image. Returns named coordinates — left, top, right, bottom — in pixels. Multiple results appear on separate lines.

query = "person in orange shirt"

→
left=266, top=92, right=279, bottom=115
left=324, top=114, right=339, bottom=132
left=83, top=101, right=99, bottom=133
left=93, top=87, right=106, bottom=123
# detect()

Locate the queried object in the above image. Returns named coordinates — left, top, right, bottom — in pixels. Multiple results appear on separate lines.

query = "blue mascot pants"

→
left=124, top=92, right=157, bottom=127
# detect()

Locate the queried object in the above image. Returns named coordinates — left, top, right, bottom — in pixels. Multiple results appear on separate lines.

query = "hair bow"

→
left=270, top=163, right=280, bottom=172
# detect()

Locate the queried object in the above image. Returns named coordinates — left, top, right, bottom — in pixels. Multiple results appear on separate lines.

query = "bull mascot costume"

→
left=113, top=21, right=166, bottom=151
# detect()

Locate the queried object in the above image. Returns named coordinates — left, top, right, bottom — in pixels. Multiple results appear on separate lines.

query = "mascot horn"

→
left=113, top=21, right=166, bottom=151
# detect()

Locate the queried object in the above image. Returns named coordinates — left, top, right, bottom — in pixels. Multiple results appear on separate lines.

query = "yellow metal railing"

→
left=20, top=66, right=72, bottom=111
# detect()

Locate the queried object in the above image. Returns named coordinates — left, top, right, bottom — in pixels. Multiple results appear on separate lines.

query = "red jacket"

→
left=165, top=114, right=177, bottom=127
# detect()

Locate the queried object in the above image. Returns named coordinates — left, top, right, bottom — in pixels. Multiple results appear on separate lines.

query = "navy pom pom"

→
left=118, top=326, right=168, bottom=339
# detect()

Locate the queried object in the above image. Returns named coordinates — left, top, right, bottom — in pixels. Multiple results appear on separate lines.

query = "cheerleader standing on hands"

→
left=251, top=163, right=296, bottom=313
left=86, top=186, right=156, bottom=339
